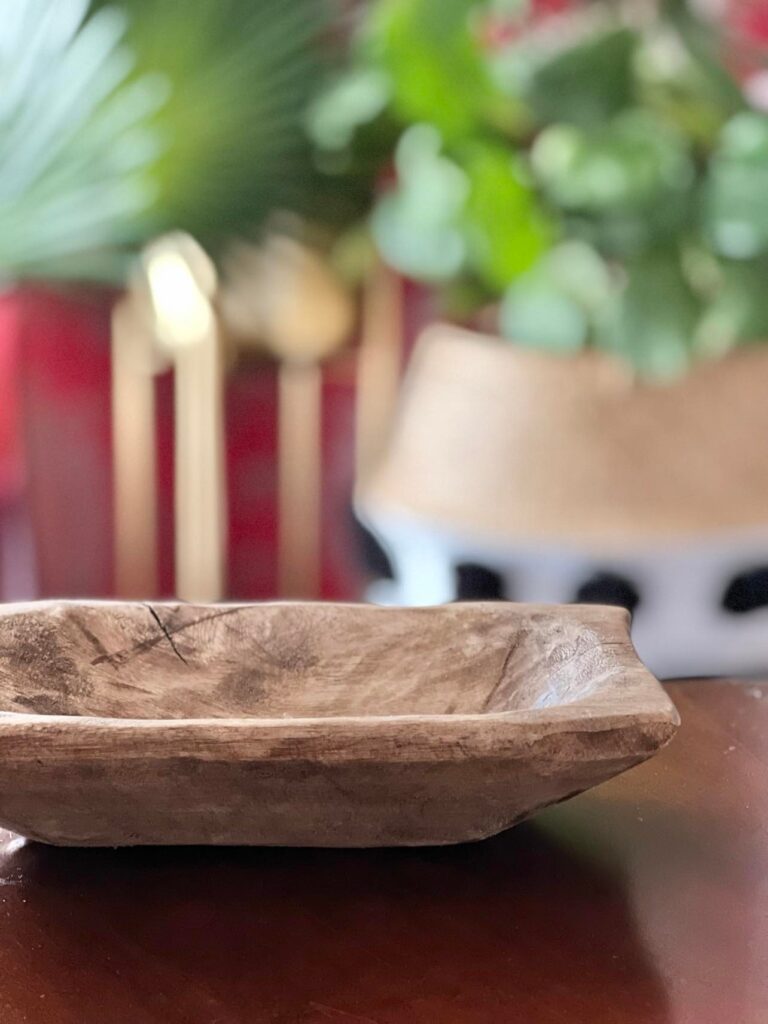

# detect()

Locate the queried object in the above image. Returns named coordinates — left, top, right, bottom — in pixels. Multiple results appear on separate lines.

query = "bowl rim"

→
left=0, top=600, right=679, bottom=763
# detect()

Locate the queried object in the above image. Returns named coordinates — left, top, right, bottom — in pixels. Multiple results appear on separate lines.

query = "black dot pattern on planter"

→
left=574, top=572, right=640, bottom=614
left=455, top=563, right=507, bottom=601
left=350, top=511, right=394, bottom=580
left=722, top=566, right=768, bottom=613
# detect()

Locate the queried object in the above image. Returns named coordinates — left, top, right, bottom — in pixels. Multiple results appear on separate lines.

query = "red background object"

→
left=0, top=285, right=365, bottom=601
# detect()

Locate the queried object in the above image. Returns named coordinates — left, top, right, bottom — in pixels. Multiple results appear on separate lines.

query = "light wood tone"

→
left=110, top=297, right=159, bottom=598
left=141, top=234, right=227, bottom=602
left=220, top=236, right=355, bottom=363
left=355, top=259, right=403, bottom=483
left=0, top=600, right=677, bottom=847
left=219, top=235, right=355, bottom=598
left=172, top=331, right=227, bottom=602
left=360, top=324, right=768, bottom=545
left=278, top=363, right=322, bottom=598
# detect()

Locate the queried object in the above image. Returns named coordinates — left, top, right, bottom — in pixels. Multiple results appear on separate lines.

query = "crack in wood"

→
left=482, top=632, right=519, bottom=712
left=90, top=606, right=243, bottom=668
left=145, top=605, right=190, bottom=667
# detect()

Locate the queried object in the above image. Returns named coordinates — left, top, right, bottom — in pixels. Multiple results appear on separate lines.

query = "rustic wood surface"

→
left=0, top=601, right=676, bottom=846
left=0, top=679, right=764, bottom=1023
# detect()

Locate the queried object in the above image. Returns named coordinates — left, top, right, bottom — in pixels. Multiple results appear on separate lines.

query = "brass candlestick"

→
left=143, top=233, right=226, bottom=603
left=220, top=234, right=354, bottom=598
left=111, top=292, right=166, bottom=598
left=355, top=258, right=403, bottom=485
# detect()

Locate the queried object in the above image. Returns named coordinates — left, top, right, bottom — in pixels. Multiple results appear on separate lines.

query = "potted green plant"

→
left=313, top=0, right=768, bottom=371
left=313, top=0, right=768, bottom=676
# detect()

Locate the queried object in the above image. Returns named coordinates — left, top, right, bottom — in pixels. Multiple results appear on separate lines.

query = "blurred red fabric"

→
left=0, top=285, right=365, bottom=601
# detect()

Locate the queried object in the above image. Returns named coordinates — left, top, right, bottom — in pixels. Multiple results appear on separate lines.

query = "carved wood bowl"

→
left=0, top=601, right=678, bottom=847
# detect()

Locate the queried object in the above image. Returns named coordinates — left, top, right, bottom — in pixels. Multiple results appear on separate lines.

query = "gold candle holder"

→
left=143, top=233, right=226, bottom=603
left=111, top=294, right=164, bottom=598
left=355, top=258, right=403, bottom=485
left=219, top=233, right=354, bottom=599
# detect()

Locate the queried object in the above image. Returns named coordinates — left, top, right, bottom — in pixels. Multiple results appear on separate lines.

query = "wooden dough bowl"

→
left=0, top=601, right=678, bottom=847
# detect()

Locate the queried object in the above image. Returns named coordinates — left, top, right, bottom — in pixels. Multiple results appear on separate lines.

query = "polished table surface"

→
left=0, top=680, right=766, bottom=1024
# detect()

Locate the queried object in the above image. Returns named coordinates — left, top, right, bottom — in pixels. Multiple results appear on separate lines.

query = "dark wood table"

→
left=0, top=680, right=766, bottom=1024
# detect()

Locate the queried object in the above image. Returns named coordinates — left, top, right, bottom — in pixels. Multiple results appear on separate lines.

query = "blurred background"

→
left=3, top=0, right=768, bottom=677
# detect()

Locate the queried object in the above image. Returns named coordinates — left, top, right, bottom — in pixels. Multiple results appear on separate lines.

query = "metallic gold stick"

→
left=355, top=258, right=403, bottom=485
left=111, top=295, right=160, bottom=598
left=144, top=234, right=226, bottom=603
left=219, top=234, right=353, bottom=599
left=277, top=360, right=323, bottom=598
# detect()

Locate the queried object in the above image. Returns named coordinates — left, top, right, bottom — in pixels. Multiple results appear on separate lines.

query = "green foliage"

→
left=636, top=25, right=741, bottom=145
left=309, top=68, right=392, bottom=153
left=371, top=125, right=469, bottom=282
left=314, top=0, right=768, bottom=377
left=526, top=27, right=637, bottom=127
left=704, top=113, right=768, bottom=259
left=697, top=257, right=768, bottom=356
left=92, top=0, right=361, bottom=251
left=461, top=141, right=554, bottom=290
left=500, top=241, right=611, bottom=353
left=0, top=0, right=165, bottom=281
left=532, top=114, right=692, bottom=217
left=364, top=0, right=512, bottom=141
left=596, top=249, right=701, bottom=380
left=0, top=0, right=361, bottom=283
left=371, top=127, right=552, bottom=288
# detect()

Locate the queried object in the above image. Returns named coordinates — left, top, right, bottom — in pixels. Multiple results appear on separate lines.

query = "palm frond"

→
left=92, top=0, right=367, bottom=252
left=0, top=0, right=364, bottom=284
left=0, top=0, right=166, bottom=282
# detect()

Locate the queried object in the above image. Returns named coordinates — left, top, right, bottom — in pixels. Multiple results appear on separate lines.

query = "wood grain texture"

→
left=0, top=680, right=763, bottom=1024
left=0, top=601, right=677, bottom=846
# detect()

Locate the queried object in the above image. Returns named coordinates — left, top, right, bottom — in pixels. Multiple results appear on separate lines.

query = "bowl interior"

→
left=0, top=602, right=612, bottom=720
